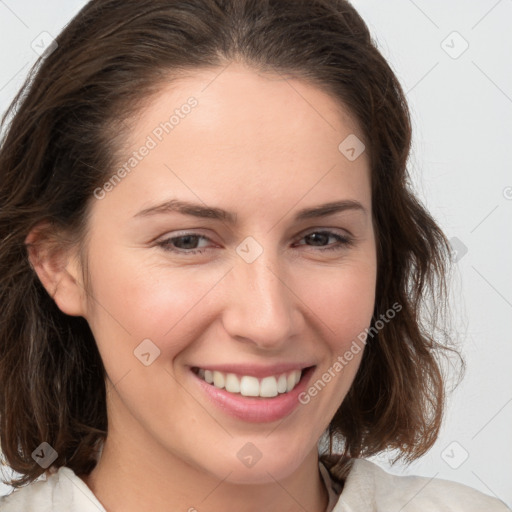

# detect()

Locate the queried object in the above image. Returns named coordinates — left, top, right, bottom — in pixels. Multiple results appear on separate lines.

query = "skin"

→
left=27, top=62, right=377, bottom=512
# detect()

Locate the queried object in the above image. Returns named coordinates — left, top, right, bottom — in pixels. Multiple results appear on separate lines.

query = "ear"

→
left=25, top=222, right=87, bottom=317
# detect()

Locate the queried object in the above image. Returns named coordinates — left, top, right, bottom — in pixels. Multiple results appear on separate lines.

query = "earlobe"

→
left=25, top=225, right=87, bottom=318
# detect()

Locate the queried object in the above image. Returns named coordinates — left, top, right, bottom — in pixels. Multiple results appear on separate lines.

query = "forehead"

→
left=130, top=62, right=364, bottom=155
left=103, top=62, right=371, bottom=220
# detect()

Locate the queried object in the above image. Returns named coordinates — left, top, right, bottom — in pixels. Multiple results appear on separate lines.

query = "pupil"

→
left=307, top=233, right=328, bottom=246
left=178, top=235, right=198, bottom=249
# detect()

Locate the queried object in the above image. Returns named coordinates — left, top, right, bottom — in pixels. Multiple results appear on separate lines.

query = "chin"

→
left=202, top=442, right=311, bottom=485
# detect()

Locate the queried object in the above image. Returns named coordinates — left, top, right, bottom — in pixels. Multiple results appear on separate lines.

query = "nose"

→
left=221, top=247, right=302, bottom=351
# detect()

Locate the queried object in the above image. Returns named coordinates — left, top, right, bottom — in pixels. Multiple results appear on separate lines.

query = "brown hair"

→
left=0, top=0, right=464, bottom=488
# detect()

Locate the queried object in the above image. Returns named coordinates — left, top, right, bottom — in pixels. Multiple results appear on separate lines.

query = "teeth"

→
left=277, top=374, right=287, bottom=393
left=240, top=375, right=260, bottom=397
left=196, top=368, right=303, bottom=397
left=225, top=373, right=240, bottom=393
left=260, top=376, right=278, bottom=397
left=213, top=371, right=225, bottom=388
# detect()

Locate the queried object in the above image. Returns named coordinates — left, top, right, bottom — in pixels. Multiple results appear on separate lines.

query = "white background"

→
left=0, top=0, right=511, bottom=506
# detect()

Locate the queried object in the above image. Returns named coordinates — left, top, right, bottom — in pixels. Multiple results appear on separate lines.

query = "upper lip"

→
left=190, top=363, right=315, bottom=379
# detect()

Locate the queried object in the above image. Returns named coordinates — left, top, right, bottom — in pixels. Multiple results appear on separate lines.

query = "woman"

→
left=0, top=0, right=509, bottom=511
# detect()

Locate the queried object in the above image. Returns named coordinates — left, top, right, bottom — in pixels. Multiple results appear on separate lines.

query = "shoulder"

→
left=333, top=458, right=511, bottom=512
left=0, top=467, right=106, bottom=512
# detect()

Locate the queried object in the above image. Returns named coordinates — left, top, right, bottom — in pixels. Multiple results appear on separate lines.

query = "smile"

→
left=192, top=367, right=302, bottom=398
left=189, top=364, right=316, bottom=422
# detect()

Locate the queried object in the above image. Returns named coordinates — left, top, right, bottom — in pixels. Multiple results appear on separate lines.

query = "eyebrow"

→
left=134, top=198, right=367, bottom=223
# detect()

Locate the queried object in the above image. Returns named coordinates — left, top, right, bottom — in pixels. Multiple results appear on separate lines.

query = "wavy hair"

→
left=0, top=0, right=464, bottom=488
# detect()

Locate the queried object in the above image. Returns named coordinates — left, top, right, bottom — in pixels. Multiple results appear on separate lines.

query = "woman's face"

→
left=78, top=63, right=376, bottom=483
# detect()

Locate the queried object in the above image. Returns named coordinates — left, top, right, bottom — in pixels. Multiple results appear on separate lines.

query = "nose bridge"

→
left=222, top=240, right=298, bottom=347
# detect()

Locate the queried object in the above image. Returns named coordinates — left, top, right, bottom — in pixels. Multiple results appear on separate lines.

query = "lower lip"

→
left=190, top=366, right=315, bottom=423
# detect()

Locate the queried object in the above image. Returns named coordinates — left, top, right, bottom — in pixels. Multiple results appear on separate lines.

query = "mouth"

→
left=191, top=365, right=314, bottom=399
left=190, top=364, right=316, bottom=423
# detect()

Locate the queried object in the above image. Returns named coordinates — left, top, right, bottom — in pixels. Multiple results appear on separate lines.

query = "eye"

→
left=156, top=233, right=213, bottom=255
left=294, top=230, right=354, bottom=252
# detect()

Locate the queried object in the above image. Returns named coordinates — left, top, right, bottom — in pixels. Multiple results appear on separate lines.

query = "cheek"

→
left=293, top=262, right=375, bottom=417
left=295, top=257, right=376, bottom=344
left=83, top=245, right=225, bottom=361
left=81, top=251, right=222, bottom=429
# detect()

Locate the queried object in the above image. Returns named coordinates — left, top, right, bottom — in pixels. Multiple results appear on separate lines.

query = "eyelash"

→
left=156, top=230, right=354, bottom=255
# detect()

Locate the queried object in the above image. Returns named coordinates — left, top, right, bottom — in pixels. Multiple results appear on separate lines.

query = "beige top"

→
left=0, top=458, right=509, bottom=511
left=319, top=461, right=343, bottom=512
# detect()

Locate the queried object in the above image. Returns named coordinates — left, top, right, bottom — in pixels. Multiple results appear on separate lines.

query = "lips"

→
left=190, top=364, right=316, bottom=422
